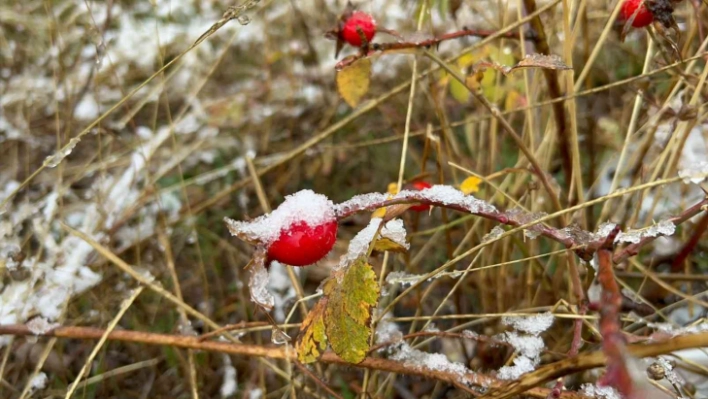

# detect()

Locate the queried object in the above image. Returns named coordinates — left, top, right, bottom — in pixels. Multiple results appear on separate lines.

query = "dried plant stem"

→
left=422, top=49, right=564, bottom=214
left=4, top=324, right=708, bottom=399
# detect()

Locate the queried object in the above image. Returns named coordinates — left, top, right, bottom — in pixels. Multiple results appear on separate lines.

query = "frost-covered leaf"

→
left=247, top=256, right=274, bottom=310
left=373, top=237, right=408, bottom=253
left=296, top=298, right=328, bottom=364
left=336, top=58, right=371, bottom=108
left=459, top=176, right=482, bottom=194
left=324, top=258, right=379, bottom=363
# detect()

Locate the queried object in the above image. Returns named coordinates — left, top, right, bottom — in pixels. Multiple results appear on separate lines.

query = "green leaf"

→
left=324, top=258, right=380, bottom=363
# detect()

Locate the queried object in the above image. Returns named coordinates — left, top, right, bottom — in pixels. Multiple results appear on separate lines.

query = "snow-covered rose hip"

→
left=620, top=0, right=654, bottom=27
left=267, top=220, right=337, bottom=266
left=409, top=181, right=433, bottom=212
left=225, top=190, right=338, bottom=267
left=340, top=11, right=377, bottom=47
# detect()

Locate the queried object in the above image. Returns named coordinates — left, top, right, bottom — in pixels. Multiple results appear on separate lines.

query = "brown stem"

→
left=335, top=28, right=538, bottom=69
left=294, top=361, right=344, bottom=399
left=0, top=324, right=582, bottom=399
left=670, top=211, right=708, bottom=272
left=480, top=331, right=708, bottom=399
left=521, top=0, right=573, bottom=193
left=597, top=244, right=635, bottom=397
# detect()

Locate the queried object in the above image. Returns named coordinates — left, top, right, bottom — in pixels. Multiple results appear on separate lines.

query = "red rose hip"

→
left=225, top=190, right=338, bottom=267
left=409, top=181, right=433, bottom=212
left=341, top=11, right=377, bottom=47
left=620, top=0, right=654, bottom=28
left=267, top=220, right=338, bottom=266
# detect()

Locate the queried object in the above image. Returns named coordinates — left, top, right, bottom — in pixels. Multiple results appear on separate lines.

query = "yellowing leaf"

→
left=449, top=74, right=470, bottom=104
left=336, top=58, right=371, bottom=108
left=296, top=298, right=328, bottom=364
left=373, top=237, right=408, bottom=253
left=460, top=176, right=482, bottom=194
left=372, top=207, right=386, bottom=218
left=372, top=184, right=398, bottom=218
left=324, top=258, right=379, bottom=363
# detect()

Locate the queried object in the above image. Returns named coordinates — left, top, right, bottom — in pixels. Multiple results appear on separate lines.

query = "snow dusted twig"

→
left=333, top=189, right=708, bottom=264
left=612, top=196, right=708, bottom=264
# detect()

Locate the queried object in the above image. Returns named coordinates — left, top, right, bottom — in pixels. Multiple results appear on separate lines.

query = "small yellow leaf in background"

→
left=460, top=176, right=482, bottom=194
left=336, top=58, right=371, bottom=108
left=373, top=237, right=408, bottom=253
left=372, top=207, right=387, bottom=218
left=296, top=298, right=328, bottom=364
left=372, top=183, right=398, bottom=218
left=324, top=258, right=379, bottom=363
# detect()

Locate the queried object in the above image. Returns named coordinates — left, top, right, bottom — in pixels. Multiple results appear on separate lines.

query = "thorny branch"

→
left=2, top=324, right=708, bottom=399
left=597, top=227, right=636, bottom=397
left=333, top=19, right=541, bottom=70
left=334, top=192, right=708, bottom=264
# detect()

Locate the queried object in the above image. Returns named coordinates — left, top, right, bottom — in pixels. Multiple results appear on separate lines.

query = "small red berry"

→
left=409, top=181, right=433, bottom=212
left=340, top=11, right=377, bottom=47
left=620, top=0, right=654, bottom=28
left=267, top=220, right=338, bottom=266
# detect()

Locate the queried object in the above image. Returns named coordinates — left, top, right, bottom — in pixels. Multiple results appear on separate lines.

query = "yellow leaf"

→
left=372, top=207, right=387, bottom=218
left=372, top=184, right=398, bottom=218
left=296, top=298, right=328, bottom=364
left=373, top=237, right=408, bottom=253
left=460, top=176, right=482, bottom=194
left=324, top=258, right=379, bottom=363
left=336, top=58, right=371, bottom=108
left=449, top=74, right=470, bottom=104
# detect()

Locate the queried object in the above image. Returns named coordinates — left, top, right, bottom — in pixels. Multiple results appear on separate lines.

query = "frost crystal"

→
left=375, top=316, right=403, bottom=346
left=678, top=161, right=708, bottom=184
left=483, top=226, right=505, bottom=242
left=30, top=372, right=48, bottom=391
left=502, top=312, right=554, bottom=336
left=615, top=220, right=676, bottom=244
left=581, top=384, right=621, bottom=399
left=385, top=271, right=420, bottom=287
left=395, top=185, right=496, bottom=214
left=334, top=192, right=388, bottom=216
left=225, top=190, right=335, bottom=245
left=43, top=136, right=82, bottom=168
left=497, top=314, right=552, bottom=380
left=248, top=262, right=274, bottom=309
left=502, top=332, right=545, bottom=358
left=220, top=355, right=238, bottom=398
left=380, top=219, right=409, bottom=249
left=336, top=218, right=382, bottom=270
left=657, top=356, right=683, bottom=386
left=594, top=222, right=618, bottom=240
left=648, top=320, right=708, bottom=337
left=498, top=356, right=536, bottom=380
left=389, top=342, right=475, bottom=384
left=27, top=317, right=59, bottom=335
left=267, top=261, right=297, bottom=321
